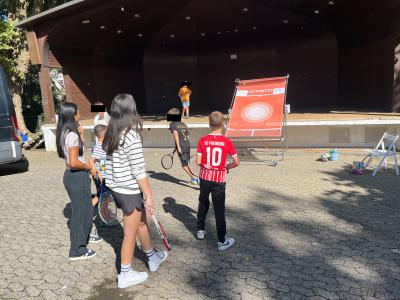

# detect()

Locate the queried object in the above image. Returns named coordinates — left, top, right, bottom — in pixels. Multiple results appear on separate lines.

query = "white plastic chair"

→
left=363, top=132, right=399, bottom=176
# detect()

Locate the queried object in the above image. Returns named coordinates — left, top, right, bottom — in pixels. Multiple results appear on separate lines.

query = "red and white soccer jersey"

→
left=197, top=134, right=237, bottom=183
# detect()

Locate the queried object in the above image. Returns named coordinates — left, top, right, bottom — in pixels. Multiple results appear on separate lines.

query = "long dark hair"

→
left=103, top=94, right=143, bottom=154
left=56, top=102, right=83, bottom=158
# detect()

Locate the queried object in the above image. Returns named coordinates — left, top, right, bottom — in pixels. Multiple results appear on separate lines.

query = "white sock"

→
left=120, top=263, right=132, bottom=277
left=144, top=248, right=159, bottom=263
left=90, top=227, right=98, bottom=237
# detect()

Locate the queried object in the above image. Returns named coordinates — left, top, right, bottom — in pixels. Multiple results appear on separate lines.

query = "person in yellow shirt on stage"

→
left=178, top=82, right=192, bottom=118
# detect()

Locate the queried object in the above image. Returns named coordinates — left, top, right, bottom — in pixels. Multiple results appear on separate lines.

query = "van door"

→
left=0, top=66, right=22, bottom=164
left=0, top=66, right=14, bottom=143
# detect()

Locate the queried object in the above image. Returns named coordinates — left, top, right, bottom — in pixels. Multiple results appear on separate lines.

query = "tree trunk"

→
left=12, top=92, right=29, bottom=133
left=7, top=6, right=31, bottom=133
left=12, top=45, right=31, bottom=133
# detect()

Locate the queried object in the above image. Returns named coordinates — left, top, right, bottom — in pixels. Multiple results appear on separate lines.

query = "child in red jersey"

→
left=196, top=111, right=240, bottom=251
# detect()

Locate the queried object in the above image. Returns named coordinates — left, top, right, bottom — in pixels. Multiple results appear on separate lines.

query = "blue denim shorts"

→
left=182, top=101, right=190, bottom=107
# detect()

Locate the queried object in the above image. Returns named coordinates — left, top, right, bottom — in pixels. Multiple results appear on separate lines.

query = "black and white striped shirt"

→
left=105, top=130, right=146, bottom=194
left=92, top=141, right=106, bottom=177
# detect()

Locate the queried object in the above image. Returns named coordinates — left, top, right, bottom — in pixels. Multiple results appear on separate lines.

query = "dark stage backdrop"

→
left=35, top=0, right=400, bottom=118
left=142, top=37, right=337, bottom=114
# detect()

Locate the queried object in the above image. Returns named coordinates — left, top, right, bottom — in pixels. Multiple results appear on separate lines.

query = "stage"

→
left=41, top=112, right=400, bottom=151
left=77, top=112, right=400, bottom=125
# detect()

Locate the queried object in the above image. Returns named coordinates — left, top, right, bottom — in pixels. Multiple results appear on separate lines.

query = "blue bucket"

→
left=329, top=149, right=339, bottom=161
left=20, top=132, right=28, bottom=142
left=330, top=153, right=339, bottom=161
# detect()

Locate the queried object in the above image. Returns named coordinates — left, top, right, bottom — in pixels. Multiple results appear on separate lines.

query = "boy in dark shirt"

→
left=167, top=108, right=199, bottom=185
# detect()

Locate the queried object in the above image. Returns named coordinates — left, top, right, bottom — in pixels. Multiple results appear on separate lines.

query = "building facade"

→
left=18, top=0, right=400, bottom=123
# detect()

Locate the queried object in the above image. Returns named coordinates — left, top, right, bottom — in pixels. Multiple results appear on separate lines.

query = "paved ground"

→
left=1, top=148, right=400, bottom=299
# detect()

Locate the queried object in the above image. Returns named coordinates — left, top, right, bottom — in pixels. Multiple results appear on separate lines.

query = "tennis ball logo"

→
left=241, top=103, right=273, bottom=123
left=100, top=159, right=106, bottom=172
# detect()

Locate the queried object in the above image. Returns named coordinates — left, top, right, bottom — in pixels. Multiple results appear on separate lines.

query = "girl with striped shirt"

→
left=103, top=94, right=168, bottom=289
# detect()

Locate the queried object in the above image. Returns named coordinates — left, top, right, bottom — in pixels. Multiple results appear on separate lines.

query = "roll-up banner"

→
left=226, top=76, right=288, bottom=138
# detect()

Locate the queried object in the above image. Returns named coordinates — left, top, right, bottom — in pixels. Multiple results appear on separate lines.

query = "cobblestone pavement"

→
left=1, top=149, right=400, bottom=300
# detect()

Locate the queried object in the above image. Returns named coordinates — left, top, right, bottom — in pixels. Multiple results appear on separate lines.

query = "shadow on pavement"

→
left=63, top=202, right=147, bottom=273
left=147, top=170, right=198, bottom=189
left=175, top=165, right=400, bottom=298
left=163, top=197, right=198, bottom=239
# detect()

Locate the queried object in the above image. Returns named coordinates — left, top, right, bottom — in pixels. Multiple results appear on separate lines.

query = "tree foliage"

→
left=0, top=0, right=72, bottom=87
left=1, top=0, right=72, bottom=18
left=22, top=65, right=43, bottom=130
left=0, top=0, right=71, bottom=130
left=0, top=17, right=24, bottom=90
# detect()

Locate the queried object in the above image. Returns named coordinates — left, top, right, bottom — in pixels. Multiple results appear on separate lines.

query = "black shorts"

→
left=110, top=191, right=144, bottom=215
left=178, top=151, right=190, bottom=166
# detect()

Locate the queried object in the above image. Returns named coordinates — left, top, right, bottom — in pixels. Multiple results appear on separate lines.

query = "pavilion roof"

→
left=16, top=0, right=89, bottom=27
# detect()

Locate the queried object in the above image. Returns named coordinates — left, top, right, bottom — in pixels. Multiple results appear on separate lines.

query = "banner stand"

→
left=225, top=75, right=289, bottom=165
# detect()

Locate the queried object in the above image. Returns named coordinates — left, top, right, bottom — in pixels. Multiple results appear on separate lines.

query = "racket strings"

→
left=161, top=154, right=174, bottom=169
left=99, top=193, right=121, bottom=225
left=188, top=156, right=200, bottom=177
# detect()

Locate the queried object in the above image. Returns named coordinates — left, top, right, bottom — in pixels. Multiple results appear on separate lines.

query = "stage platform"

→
left=42, top=112, right=400, bottom=151
left=76, top=112, right=400, bottom=126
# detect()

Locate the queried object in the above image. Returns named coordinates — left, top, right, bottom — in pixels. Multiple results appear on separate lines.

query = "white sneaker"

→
left=118, top=270, right=148, bottom=288
left=217, top=237, right=235, bottom=251
left=148, top=250, right=168, bottom=272
left=89, top=233, right=103, bottom=244
left=197, top=230, right=206, bottom=240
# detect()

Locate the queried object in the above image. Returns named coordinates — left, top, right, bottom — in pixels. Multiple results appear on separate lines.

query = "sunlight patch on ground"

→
left=329, top=258, right=383, bottom=283
left=265, top=229, right=322, bottom=256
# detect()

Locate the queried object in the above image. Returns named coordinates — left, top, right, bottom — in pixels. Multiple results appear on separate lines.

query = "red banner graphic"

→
left=226, top=77, right=287, bottom=138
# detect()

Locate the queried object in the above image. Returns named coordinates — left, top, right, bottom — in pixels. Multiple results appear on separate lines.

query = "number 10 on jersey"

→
left=205, top=147, right=222, bottom=167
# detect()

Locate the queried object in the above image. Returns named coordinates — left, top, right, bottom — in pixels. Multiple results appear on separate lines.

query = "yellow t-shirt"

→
left=179, top=86, right=192, bottom=102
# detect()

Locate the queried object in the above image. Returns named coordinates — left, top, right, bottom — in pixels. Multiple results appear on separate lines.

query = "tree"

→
left=0, top=16, right=29, bottom=132
left=22, top=65, right=43, bottom=131
left=0, top=0, right=72, bottom=132
left=1, top=0, right=72, bottom=18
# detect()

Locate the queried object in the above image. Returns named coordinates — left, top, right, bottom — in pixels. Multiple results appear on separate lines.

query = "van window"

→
left=0, top=67, right=11, bottom=116
left=0, top=89, right=8, bottom=116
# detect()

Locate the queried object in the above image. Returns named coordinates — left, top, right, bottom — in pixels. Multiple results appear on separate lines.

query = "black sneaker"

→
left=69, top=249, right=96, bottom=261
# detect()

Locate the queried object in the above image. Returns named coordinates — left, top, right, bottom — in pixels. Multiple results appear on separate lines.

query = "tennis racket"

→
left=161, top=149, right=176, bottom=170
left=95, top=176, right=123, bottom=226
left=188, top=155, right=200, bottom=177
left=151, top=214, right=171, bottom=251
